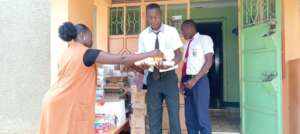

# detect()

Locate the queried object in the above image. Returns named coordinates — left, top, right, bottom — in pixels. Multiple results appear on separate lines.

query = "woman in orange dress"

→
left=39, top=22, right=162, bottom=134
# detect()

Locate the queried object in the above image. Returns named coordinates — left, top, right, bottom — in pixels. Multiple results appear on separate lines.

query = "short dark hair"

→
left=182, top=19, right=197, bottom=29
left=146, top=3, right=161, bottom=13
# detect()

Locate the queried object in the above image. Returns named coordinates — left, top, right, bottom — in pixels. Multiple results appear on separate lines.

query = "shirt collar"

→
left=192, top=32, right=200, bottom=39
left=186, top=32, right=200, bottom=43
left=148, top=24, right=165, bottom=33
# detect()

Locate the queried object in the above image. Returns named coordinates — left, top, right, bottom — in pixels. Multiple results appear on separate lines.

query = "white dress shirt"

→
left=138, top=24, right=183, bottom=72
left=183, top=33, right=214, bottom=75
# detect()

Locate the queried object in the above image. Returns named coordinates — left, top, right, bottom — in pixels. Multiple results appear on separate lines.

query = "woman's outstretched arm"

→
left=95, top=50, right=162, bottom=65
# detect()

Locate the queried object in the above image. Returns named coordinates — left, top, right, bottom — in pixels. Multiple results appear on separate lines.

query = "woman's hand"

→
left=155, top=61, right=173, bottom=70
left=150, top=49, right=164, bottom=58
left=140, top=63, right=150, bottom=70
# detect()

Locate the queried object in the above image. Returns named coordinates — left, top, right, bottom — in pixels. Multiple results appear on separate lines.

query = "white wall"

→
left=0, top=0, right=50, bottom=133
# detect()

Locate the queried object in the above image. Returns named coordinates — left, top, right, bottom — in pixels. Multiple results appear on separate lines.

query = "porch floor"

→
left=211, top=108, right=240, bottom=133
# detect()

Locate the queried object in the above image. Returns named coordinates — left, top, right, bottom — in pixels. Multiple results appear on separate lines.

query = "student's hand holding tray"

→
left=155, top=60, right=175, bottom=70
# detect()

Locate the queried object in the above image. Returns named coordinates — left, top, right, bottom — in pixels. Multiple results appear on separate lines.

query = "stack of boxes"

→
left=95, top=68, right=111, bottom=133
left=95, top=67, right=126, bottom=134
left=130, top=86, right=148, bottom=134
left=105, top=76, right=129, bottom=88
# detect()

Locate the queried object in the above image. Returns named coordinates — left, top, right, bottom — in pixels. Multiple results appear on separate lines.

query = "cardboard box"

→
left=131, top=90, right=147, bottom=104
left=131, top=113, right=146, bottom=119
left=105, top=76, right=129, bottom=87
left=132, top=103, right=147, bottom=109
left=180, top=94, right=185, bottom=105
left=106, top=76, right=128, bottom=83
left=130, top=87, right=149, bottom=134
left=132, top=108, right=147, bottom=116
left=130, top=116, right=146, bottom=128
left=131, top=128, right=146, bottom=134
left=162, top=130, right=169, bottom=134
left=131, top=98, right=146, bottom=106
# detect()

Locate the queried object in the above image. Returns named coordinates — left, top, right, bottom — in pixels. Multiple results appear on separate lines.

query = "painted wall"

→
left=0, top=0, right=50, bottom=133
left=282, top=0, right=300, bottom=134
left=95, top=0, right=110, bottom=51
left=69, top=0, right=95, bottom=31
left=50, top=0, right=69, bottom=84
left=191, top=6, right=239, bottom=103
left=283, top=0, right=300, bottom=61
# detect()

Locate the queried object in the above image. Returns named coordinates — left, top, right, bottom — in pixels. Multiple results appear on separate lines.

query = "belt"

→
left=149, top=70, right=175, bottom=77
left=185, top=75, right=197, bottom=78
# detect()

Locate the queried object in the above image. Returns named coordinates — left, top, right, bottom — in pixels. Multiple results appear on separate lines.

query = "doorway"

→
left=196, top=20, right=240, bottom=132
left=196, top=22, right=224, bottom=109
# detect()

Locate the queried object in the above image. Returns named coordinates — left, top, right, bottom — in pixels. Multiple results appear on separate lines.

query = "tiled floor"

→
left=162, top=108, right=240, bottom=134
left=210, top=108, right=240, bottom=133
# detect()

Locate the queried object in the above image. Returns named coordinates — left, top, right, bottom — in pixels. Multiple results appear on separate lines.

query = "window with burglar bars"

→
left=110, top=6, right=141, bottom=35
left=243, top=0, right=276, bottom=27
left=110, top=7, right=124, bottom=35
left=126, top=6, right=141, bottom=35
left=107, top=0, right=190, bottom=54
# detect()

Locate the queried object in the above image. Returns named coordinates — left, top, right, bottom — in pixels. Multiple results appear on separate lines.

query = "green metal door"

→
left=240, top=0, right=282, bottom=134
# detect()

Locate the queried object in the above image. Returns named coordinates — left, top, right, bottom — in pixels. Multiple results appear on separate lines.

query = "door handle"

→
left=262, top=71, right=278, bottom=82
left=263, top=20, right=277, bottom=37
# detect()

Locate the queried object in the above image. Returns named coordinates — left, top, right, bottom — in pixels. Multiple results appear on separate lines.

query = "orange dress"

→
left=39, top=43, right=97, bottom=134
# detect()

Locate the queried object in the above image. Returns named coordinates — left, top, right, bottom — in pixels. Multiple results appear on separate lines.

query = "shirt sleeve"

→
left=83, top=49, right=101, bottom=67
left=171, top=28, right=183, bottom=50
left=202, top=35, right=214, bottom=54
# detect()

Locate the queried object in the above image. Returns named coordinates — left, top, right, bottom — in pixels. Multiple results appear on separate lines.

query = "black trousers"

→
left=146, top=70, right=181, bottom=134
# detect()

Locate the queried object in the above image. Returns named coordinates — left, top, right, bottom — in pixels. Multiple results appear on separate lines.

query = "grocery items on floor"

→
left=95, top=64, right=151, bottom=134
left=95, top=65, right=130, bottom=133
left=130, top=86, right=149, bottom=134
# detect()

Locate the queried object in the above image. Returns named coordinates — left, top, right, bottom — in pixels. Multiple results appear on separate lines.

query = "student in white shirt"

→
left=135, top=3, right=182, bottom=134
left=180, top=19, right=214, bottom=134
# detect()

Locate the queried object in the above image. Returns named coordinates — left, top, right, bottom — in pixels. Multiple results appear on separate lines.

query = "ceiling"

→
left=111, top=0, right=237, bottom=8
left=191, top=0, right=237, bottom=8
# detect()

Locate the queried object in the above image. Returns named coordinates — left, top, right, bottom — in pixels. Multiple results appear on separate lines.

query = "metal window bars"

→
left=243, top=0, right=276, bottom=27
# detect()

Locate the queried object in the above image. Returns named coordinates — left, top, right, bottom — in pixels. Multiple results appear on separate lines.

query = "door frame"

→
left=194, top=17, right=240, bottom=108
left=198, top=21, right=225, bottom=108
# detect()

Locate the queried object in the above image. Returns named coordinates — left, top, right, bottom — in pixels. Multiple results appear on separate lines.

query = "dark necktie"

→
left=152, top=32, right=160, bottom=80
